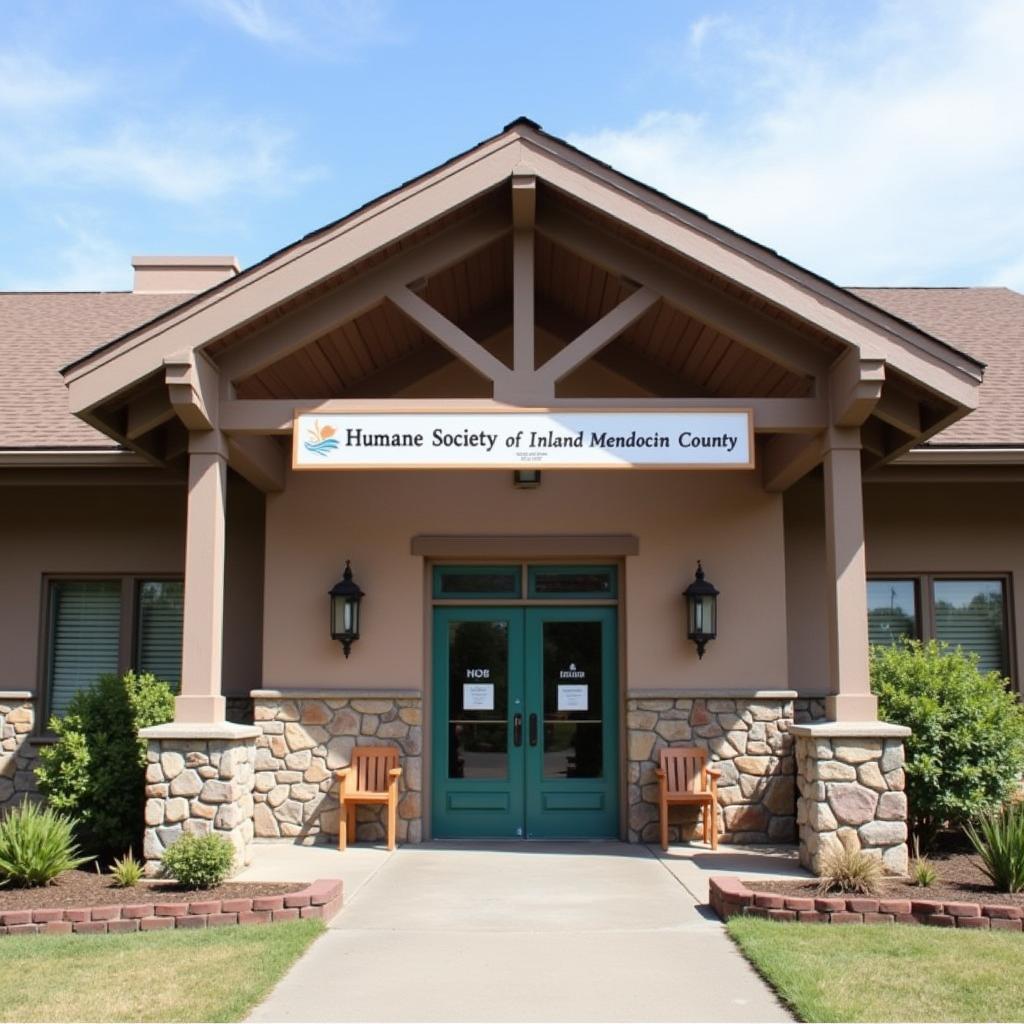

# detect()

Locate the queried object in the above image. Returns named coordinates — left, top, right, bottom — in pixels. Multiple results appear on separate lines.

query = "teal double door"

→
left=431, top=606, right=619, bottom=839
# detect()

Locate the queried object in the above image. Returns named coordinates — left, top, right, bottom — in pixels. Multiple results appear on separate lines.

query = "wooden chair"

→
left=656, top=746, right=721, bottom=851
left=335, top=746, right=402, bottom=851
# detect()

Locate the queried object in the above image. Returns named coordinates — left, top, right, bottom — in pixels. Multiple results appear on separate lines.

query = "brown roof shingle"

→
left=851, top=287, right=1024, bottom=446
left=0, top=286, right=1020, bottom=450
left=0, top=292, right=183, bottom=448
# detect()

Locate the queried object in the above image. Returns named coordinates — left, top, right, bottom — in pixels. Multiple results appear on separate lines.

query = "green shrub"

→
left=109, top=852, right=144, bottom=888
left=964, top=801, right=1024, bottom=893
left=909, top=838, right=937, bottom=887
left=161, top=833, right=236, bottom=889
left=0, top=801, right=92, bottom=887
left=871, top=639, right=1024, bottom=848
left=816, top=845, right=883, bottom=895
left=34, top=671, right=175, bottom=860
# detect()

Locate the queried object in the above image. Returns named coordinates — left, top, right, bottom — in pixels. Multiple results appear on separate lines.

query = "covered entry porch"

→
left=60, top=119, right=982, bottom=874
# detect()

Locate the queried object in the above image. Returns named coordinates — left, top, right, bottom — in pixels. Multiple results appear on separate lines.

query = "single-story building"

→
left=1, top=119, right=1021, bottom=875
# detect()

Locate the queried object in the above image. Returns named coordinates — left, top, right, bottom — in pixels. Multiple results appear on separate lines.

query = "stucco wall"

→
left=785, top=477, right=1024, bottom=695
left=262, top=468, right=789, bottom=692
left=0, top=472, right=265, bottom=704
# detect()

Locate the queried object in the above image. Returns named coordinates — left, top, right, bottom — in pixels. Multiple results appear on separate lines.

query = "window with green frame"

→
left=45, top=577, right=183, bottom=718
left=527, top=565, right=617, bottom=599
left=432, top=566, right=522, bottom=599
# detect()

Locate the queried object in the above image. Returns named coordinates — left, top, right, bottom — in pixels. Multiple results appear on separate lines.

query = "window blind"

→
left=48, top=580, right=121, bottom=717
left=136, top=581, right=184, bottom=685
left=868, top=609, right=916, bottom=647
left=933, top=580, right=1007, bottom=676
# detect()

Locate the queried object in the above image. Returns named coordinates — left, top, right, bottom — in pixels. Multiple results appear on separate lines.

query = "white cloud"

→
left=0, top=53, right=97, bottom=112
left=193, top=0, right=400, bottom=57
left=570, top=0, right=1024, bottom=289
left=0, top=77, right=320, bottom=204
left=6, top=212, right=129, bottom=292
left=44, top=119, right=319, bottom=203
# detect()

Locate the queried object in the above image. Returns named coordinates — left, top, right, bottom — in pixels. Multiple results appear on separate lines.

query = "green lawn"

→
left=728, top=917, right=1024, bottom=1023
left=0, top=919, right=325, bottom=1023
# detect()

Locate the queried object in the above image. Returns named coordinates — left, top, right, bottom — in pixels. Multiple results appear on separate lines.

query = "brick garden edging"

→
left=709, top=876, right=1023, bottom=931
left=0, top=878, right=342, bottom=936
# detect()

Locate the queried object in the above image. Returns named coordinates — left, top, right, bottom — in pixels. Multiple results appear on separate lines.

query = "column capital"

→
left=821, top=424, right=862, bottom=453
left=188, top=429, right=229, bottom=459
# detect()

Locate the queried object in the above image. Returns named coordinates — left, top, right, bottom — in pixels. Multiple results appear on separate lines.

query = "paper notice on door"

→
left=557, top=684, right=588, bottom=712
left=463, top=683, right=495, bottom=711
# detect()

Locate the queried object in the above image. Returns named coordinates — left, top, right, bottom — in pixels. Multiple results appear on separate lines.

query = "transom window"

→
left=45, top=576, right=183, bottom=719
left=868, top=575, right=1011, bottom=678
left=433, top=564, right=618, bottom=601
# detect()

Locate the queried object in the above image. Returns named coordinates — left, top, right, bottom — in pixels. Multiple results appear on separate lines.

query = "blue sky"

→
left=2, top=0, right=1022, bottom=291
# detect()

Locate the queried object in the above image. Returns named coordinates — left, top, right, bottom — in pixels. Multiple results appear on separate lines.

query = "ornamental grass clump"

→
left=964, top=801, right=1024, bottom=893
left=870, top=639, right=1024, bottom=849
left=109, top=852, right=145, bottom=888
left=0, top=800, right=91, bottom=887
left=816, top=846, right=883, bottom=896
left=161, top=833, right=236, bottom=889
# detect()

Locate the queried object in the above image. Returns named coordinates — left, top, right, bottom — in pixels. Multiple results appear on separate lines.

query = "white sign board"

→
left=463, top=683, right=495, bottom=711
left=557, top=685, right=589, bottom=712
left=293, top=410, right=753, bottom=470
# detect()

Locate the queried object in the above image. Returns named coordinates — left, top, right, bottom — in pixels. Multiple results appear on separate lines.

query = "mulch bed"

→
left=0, top=870, right=299, bottom=911
left=746, top=851, right=1024, bottom=907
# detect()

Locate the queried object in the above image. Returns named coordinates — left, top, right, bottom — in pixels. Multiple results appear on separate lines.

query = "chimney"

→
left=132, top=255, right=240, bottom=294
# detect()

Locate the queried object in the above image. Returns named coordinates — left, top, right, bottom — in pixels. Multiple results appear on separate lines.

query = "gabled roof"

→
left=1, top=284, right=1016, bottom=454
left=851, top=287, right=1024, bottom=446
left=0, top=292, right=182, bottom=448
left=58, top=119, right=983, bottom=420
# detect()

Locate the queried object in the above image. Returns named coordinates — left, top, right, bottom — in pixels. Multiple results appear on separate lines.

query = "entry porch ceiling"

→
left=228, top=185, right=821, bottom=403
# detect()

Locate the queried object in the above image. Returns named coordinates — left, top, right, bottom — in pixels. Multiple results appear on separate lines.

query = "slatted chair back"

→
left=659, top=746, right=708, bottom=795
left=353, top=746, right=400, bottom=794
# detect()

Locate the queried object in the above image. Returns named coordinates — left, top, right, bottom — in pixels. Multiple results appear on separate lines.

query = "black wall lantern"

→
left=683, top=561, right=718, bottom=659
left=329, top=561, right=364, bottom=658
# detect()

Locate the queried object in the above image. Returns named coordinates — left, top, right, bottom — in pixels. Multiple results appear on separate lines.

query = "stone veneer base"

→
left=0, top=694, right=38, bottom=811
left=710, top=876, right=1024, bottom=931
left=627, top=692, right=797, bottom=844
left=251, top=691, right=422, bottom=844
left=0, top=879, right=342, bottom=936
left=140, top=724, right=260, bottom=878
left=793, top=722, right=910, bottom=875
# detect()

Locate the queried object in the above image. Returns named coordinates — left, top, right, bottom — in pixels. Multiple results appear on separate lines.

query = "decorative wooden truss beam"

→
left=538, top=206, right=831, bottom=380
left=535, top=286, right=660, bottom=389
left=217, top=208, right=509, bottom=383
left=386, top=286, right=513, bottom=384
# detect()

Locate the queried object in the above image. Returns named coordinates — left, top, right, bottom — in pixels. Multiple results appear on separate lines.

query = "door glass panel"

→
left=541, top=620, right=603, bottom=779
left=447, top=620, right=509, bottom=780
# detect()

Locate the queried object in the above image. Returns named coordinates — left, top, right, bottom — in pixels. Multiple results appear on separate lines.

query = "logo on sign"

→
left=303, top=420, right=340, bottom=457
left=559, top=663, right=585, bottom=679
left=466, top=668, right=490, bottom=679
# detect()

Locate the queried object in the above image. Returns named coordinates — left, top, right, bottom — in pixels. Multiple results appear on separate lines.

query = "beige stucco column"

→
left=822, top=426, right=878, bottom=721
left=175, top=430, right=228, bottom=724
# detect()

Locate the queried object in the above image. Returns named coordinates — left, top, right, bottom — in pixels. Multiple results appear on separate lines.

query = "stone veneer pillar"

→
left=627, top=690, right=797, bottom=844
left=792, top=721, right=910, bottom=875
left=139, top=722, right=260, bottom=878
left=250, top=690, right=423, bottom=844
left=0, top=693, right=38, bottom=811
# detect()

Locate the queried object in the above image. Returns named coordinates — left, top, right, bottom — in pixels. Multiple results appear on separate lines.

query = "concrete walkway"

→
left=247, top=842, right=796, bottom=1022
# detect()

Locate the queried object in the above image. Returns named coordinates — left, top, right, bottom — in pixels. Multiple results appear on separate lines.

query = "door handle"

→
left=513, top=713, right=523, bottom=747
left=529, top=713, right=538, bottom=746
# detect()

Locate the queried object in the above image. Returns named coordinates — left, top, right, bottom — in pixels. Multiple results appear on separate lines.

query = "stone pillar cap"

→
left=139, top=722, right=261, bottom=741
left=790, top=721, right=910, bottom=738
